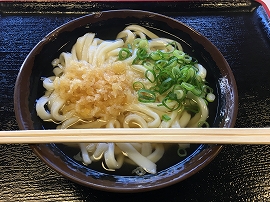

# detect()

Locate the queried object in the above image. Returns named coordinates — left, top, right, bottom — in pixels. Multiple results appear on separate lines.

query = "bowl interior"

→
left=14, top=10, right=238, bottom=192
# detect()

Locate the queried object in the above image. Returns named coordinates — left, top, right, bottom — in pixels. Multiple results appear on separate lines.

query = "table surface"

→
left=1, top=0, right=270, bottom=201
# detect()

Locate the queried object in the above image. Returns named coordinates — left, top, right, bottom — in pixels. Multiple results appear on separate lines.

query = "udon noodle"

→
left=36, top=25, right=215, bottom=175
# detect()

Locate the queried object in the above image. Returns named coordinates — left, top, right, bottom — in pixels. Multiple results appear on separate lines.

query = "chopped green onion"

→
left=174, top=89, right=185, bottom=100
left=206, top=93, right=215, bottom=102
left=180, top=82, right=195, bottom=91
left=173, top=50, right=185, bottom=59
left=137, top=89, right=156, bottom=103
left=183, top=55, right=192, bottom=63
left=161, top=52, right=171, bottom=60
left=167, top=91, right=177, bottom=100
left=145, top=70, right=156, bottom=83
left=133, top=81, right=145, bottom=91
left=133, top=38, right=142, bottom=47
left=150, top=51, right=163, bottom=60
left=162, top=97, right=180, bottom=111
left=177, top=148, right=187, bottom=157
left=127, top=43, right=132, bottom=49
left=191, top=88, right=202, bottom=96
left=120, top=38, right=215, bottom=114
left=166, top=57, right=178, bottom=69
left=137, top=48, right=148, bottom=60
left=167, top=41, right=178, bottom=50
left=132, top=56, right=141, bottom=65
left=138, top=39, right=148, bottom=48
left=159, top=77, right=174, bottom=94
left=156, top=60, right=168, bottom=69
left=162, top=114, right=171, bottom=121
left=172, top=85, right=186, bottom=100
left=172, top=66, right=181, bottom=78
left=202, top=85, right=214, bottom=94
left=143, top=61, right=154, bottom=70
left=118, top=48, right=131, bottom=60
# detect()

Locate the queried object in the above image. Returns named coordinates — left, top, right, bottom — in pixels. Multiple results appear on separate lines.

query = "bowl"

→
left=14, top=10, right=238, bottom=193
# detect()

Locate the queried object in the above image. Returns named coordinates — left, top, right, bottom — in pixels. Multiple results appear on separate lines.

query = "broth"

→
left=56, top=143, right=200, bottom=176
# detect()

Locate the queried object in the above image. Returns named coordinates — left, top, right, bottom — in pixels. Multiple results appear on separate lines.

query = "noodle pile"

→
left=36, top=25, right=215, bottom=175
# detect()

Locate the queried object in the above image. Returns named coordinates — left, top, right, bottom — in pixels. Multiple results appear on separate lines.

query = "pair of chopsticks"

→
left=0, top=128, right=270, bottom=144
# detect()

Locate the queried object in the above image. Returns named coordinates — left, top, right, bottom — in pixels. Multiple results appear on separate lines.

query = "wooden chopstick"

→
left=0, top=128, right=270, bottom=144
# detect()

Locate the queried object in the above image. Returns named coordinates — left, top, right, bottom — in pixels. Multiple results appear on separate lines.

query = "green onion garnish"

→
left=137, top=89, right=156, bottom=103
left=118, top=39, right=215, bottom=111
left=133, top=81, right=145, bottom=91
left=118, top=48, right=131, bottom=60
left=162, top=114, right=171, bottom=121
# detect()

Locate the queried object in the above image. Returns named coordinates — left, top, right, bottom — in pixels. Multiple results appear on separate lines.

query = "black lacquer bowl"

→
left=14, top=10, right=238, bottom=193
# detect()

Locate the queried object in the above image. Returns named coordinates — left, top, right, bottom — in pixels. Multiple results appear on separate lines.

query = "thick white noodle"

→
left=159, top=110, right=179, bottom=128
left=132, top=64, right=148, bottom=73
left=81, top=33, right=95, bottom=61
left=91, top=143, right=108, bottom=161
left=148, top=40, right=168, bottom=50
left=131, top=111, right=154, bottom=123
left=134, top=31, right=146, bottom=39
left=71, top=120, right=108, bottom=129
left=178, top=111, right=192, bottom=128
left=71, top=35, right=86, bottom=60
left=123, top=49, right=137, bottom=65
left=92, top=41, right=111, bottom=66
left=43, top=76, right=55, bottom=91
left=144, top=101, right=178, bottom=112
left=87, top=40, right=98, bottom=64
left=130, top=143, right=142, bottom=151
left=127, top=104, right=161, bottom=128
left=52, top=67, right=63, bottom=77
left=58, top=52, right=73, bottom=68
left=107, top=48, right=121, bottom=57
left=50, top=96, right=72, bottom=121
left=104, top=143, right=124, bottom=170
left=116, top=30, right=135, bottom=47
left=116, top=143, right=157, bottom=174
left=150, top=38, right=183, bottom=51
left=124, top=25, right=158, bottom=39
left=58, top=116, right=80, bottom=129
left=79, top=143, right=92, bottom=165
left=146, top=143, right=164, bottom=163
left=106, top=119, right=121, bottom=128
left=36, top=96, right=52, bottom=120
left=186, top=92, right=209, bottom=127
left=141, top=143, right=152, bottom=156
left=123, top=114, right=148, bottom=128
left=95, top=40, right=124, bottom=66
left=195, top=63, right=207, bottom=80
left=86, top=143, right=96, bottom=153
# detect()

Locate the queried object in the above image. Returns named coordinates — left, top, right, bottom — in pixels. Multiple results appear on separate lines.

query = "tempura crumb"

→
left=53, top=60, right=141, bottom=120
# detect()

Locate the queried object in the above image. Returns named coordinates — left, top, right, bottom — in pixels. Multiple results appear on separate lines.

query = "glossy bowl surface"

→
left=14, top=10, right=238, bottom=193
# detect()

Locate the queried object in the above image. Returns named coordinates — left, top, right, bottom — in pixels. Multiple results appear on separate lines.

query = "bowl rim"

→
left=14, top=9, right=238, bottom=193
